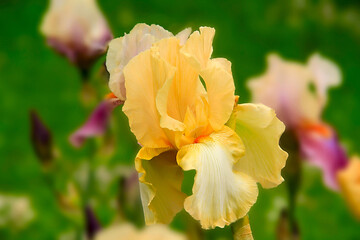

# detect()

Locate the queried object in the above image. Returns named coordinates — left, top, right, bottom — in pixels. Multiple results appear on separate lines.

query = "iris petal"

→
left=177, top=127, right=258, bottom=229
left=123, top=49, right=175, bottom=148
left=136, top=147, right=186, bottom=224
left=229, top=103, right=288, bottom=188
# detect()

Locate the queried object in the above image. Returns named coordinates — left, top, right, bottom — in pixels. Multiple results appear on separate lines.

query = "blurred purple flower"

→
left=297, top=124, right=348, bottom=190
left=30, top=110, right=53, bottom=164
left=70, top=98, right=123, bottom=147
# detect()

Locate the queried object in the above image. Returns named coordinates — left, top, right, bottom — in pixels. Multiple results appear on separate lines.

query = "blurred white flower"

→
left=0, top=194, right=35, bottom=229
left=41, top=0, right=113, bottom=70
left=95, top=223, right=186, bottom=240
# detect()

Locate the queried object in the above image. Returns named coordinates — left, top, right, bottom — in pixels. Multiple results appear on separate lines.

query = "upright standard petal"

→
left=177, top=127, right=258, bottom=229
left=337, top=157, right=360, bottom=220
left=181, top=27, right=215, bottom=70
left=298, top=123, right=348, bottom=190
left=228, top=103, right=288, bottom=188
left=136, top=148, right=186, bottom=224
left=155, top=38, right=205, bottom=128
left=200, top=60, right=235, bottom=131
left=106, top=24, right=190, bottom=100
left=122, top=49, right=175, bottom=148
left=106, top=24, right=172, bottom=99
left=175, top=27, right=192, bottom=46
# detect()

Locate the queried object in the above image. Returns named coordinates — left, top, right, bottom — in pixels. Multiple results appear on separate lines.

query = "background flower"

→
left=41, top=0, right=113, bottom=70
left=247, top=53, right=347, bottom=190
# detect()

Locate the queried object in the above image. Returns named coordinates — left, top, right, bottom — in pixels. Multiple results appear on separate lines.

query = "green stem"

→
left=280, top=130, right=301, bottom=239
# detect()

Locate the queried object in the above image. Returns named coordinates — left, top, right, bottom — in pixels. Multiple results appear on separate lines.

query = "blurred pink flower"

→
left=70, top=97, right=122, bottom=147
left=297, top=123, right=347, bottom=190
left=248, top=53, right=347, bottom=190
left=41, top=0, right=113, bottom=70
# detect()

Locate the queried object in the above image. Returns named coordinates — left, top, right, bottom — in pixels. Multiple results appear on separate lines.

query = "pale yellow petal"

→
left=337, top=156, right=360, bottom=220
left=136, top=148, right=186, bottom=224
left=106, top=23, right=174, bottom=100
left=229, top=103, right=288, bottom=188
left=106, top=37, right=124, bottom=72
left=106, top=37, right=125, bottom=100
left=108, top=67, right=126, bottom=100
left=232, top=216, right=254, bottom=240
left=180, top=27, right=215, bottom=70
left=106, top=30, right=154, bottom=100
left=146, top=24, right=174, bottom=40
left=123, top=49, right=174, bottom=148
left=175, top=27, right=192, bottom=45
left=177, top=127, right=258, bottom=229
left=200, top=60, right=235, bottom=131
left=212, top=57, right=232, bottom=74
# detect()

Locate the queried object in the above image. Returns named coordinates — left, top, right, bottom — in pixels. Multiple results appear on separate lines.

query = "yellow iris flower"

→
left=107, top=26, right=288, bottom=229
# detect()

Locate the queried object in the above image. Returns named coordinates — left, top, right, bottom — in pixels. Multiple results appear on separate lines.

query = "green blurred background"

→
left=1, top=0, right=360, bottom=239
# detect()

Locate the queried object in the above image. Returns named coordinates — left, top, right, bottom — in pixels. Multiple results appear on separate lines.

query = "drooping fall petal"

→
left=228, top=103, right=288, bottom=188
left=136, top=148, right=186, bottom=224
left=177, top=127, right=258, bottom=229
left=232, top=215, right=254, bottom=240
